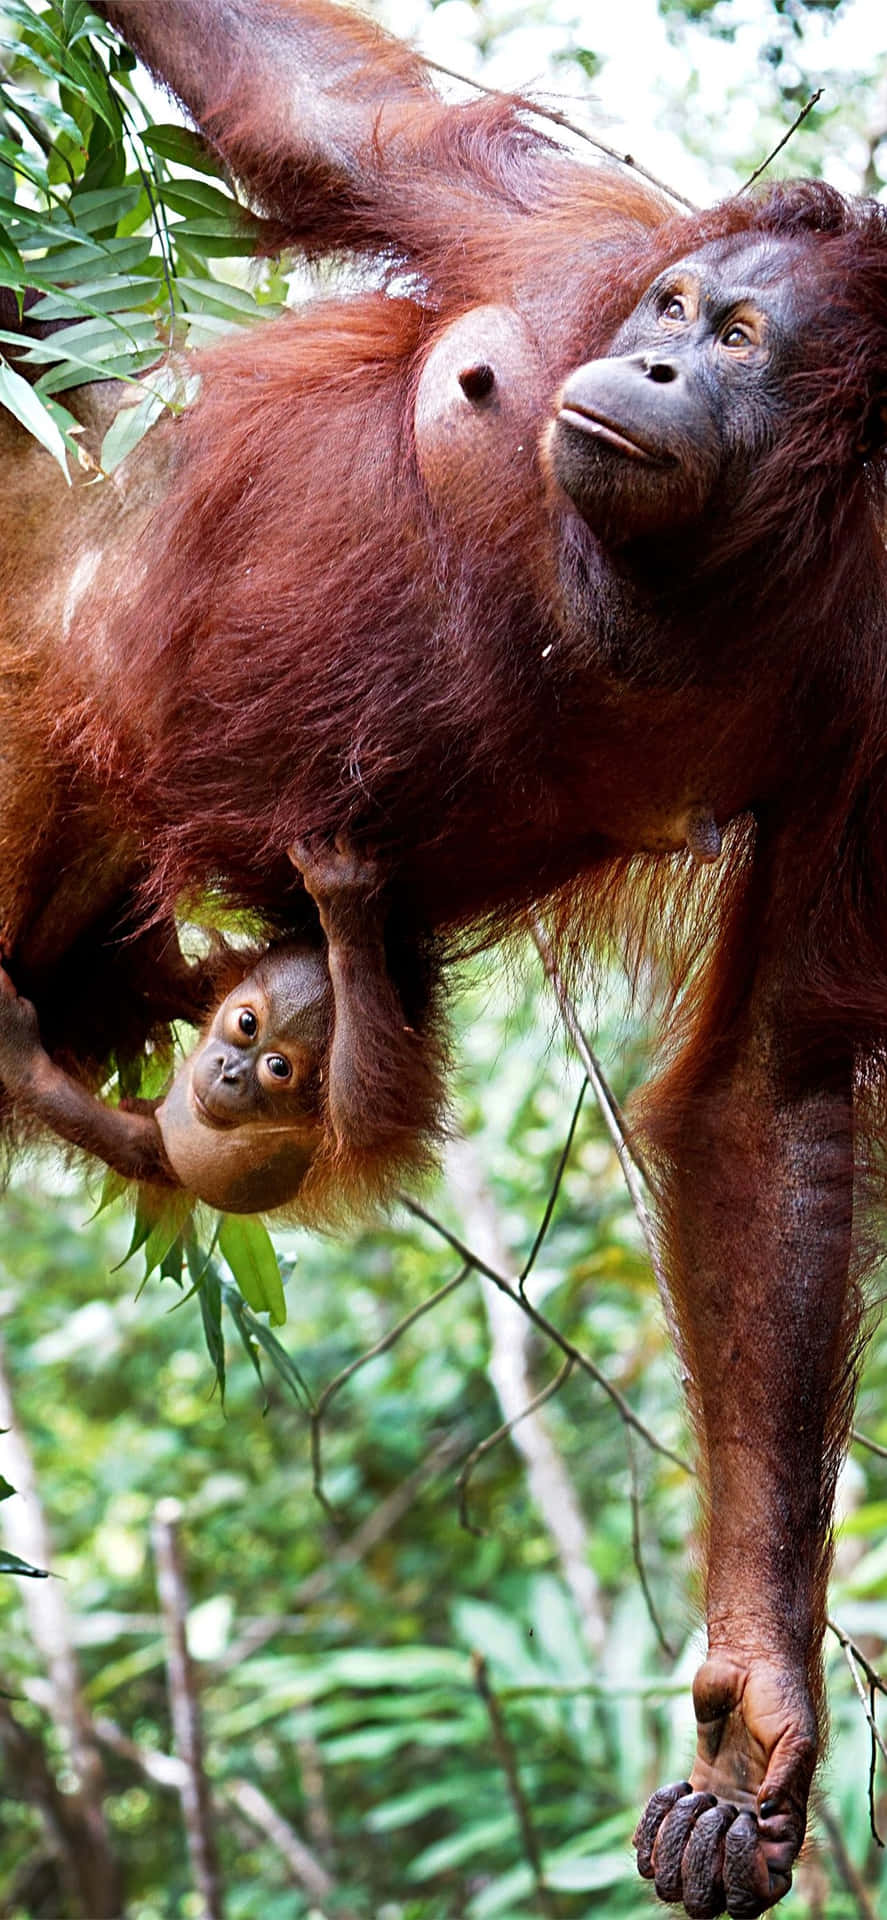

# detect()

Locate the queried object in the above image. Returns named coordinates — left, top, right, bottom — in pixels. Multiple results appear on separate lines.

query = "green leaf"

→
left=0, top=221, right=20, bottom=278
left=100, top=383, right=167, bottom=473
left=408, top=1815, right=516, bottom=1878
left=112, top=1195, right=155, bottom=1272
left=467, top=1863, right=535, bottom=1919
left=196, top=1261, right=226, bottom=1401
left=160, top=180, right=242, bottom=220
left=159, top=1235, right=184, bottom=1286
left=0, top=1548, right=49, bottom=1579
left=91, top=1166, right=127, bottom=1217
left=220, top=1280, right=311, bottom=1407
left=0, top=356, right=69, bottom=478
left=177, top=274, right=266, bottom=323
left=544, top=1851, right=629, bottom=1891
left=141, top=123, right=222, bottom=174
left=35, top=234, right=151, bottom=278
left=66, top=183, right=142, bottom=232
left=99, top=361, right=199, bottom=473
left=223, top=1285, right=268, bottom=1402
left=141, top=1211, right=184, bottom=1284
left=218, top=1214, right=286, bottom=1325
left=166, top=218, right=259, bottom=258
left=0, top=1475, right=15, bottom=1502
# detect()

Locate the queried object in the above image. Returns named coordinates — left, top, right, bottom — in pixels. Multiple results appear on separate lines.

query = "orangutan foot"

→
left=634, top=1654, right=818, bottom=1917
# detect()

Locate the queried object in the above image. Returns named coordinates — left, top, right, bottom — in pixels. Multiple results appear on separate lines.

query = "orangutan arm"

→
left=634, top=836, right=856, bottom=1919
left=95, top=0, right=569, bottom=259
left=289, top=837, right=442, bottom=1167
left=0, top=968, right=173, bottom=1184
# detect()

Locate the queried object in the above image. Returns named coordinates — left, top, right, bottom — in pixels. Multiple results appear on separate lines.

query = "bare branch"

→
left=152, top=1499, right=224, bottom=1920
left=457, top=1357, right=574, bottom=1534
left=827, top=1615, right=887, bottom=1846
left=310, top=1265, right=471, bottom=1515
left=93, top=1717, right=355, bottom=1915
left=227, top=1777, right=359, bottom=1916
left=814, top=1792, right=880, bottom=1920
left=399, top=1190, right=692, bottom=1475
left=741, top=89, right=823, bottom=193
left=448, top=1133, right=606, bottom=1649
left=626, top=1428, right=676, bottom=1660
left=0, top=1334, right=121, bottom=1917
left=422, top=56, right=698, bottom=210
left=472, top=1653, right=557, bottom=1919
left=530, top=919, right=686, bottom=1372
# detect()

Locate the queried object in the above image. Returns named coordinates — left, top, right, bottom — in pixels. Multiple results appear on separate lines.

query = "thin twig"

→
left=399, top=1192, right=692, bottom=1475
left=152, top=1500, right=224, bottom=1920
left=530, top=920, right=686, bottom=1365
left=827, top=1615, right=887, bottom=1846
left=457, top=1357, right=574, bottom=1534
left=472, top=1653, right=556, bottom=1919
left=852, top=1427, right=887, bottom=1462
left=220, top=1428, right=468, bottom=1667
left=227, top=1777, right=359, bottom=1917
left=520, top=1073, right=588, bottom=1290
left=422, top=56, right=697, bottom=210
left=741, top=89, right=823, bottom=192
left=112, top=88, right=179, bottom=350
left=310, top=1266, right=471, bottom=1515
left=828, top=1617, right=887, bottom=1700
left=93, top=1718, right=355, bottom=1916
left=626, top=1428, right=675, bottom=1659
left=528, top=924, right=689, bottom=1647
left=814, top=1793, right=879, bottom=1920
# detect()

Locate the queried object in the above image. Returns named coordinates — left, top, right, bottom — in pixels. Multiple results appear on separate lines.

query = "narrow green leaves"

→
left=0, top=355, right=69, bottom=475
left=218, top=1215, right=287, bottom=1327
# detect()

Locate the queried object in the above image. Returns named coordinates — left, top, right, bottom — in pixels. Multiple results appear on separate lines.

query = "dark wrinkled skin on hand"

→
left=634, top=1657, right=816, bottom=1917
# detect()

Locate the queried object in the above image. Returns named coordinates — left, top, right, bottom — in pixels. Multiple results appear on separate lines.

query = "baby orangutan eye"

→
left=722, top=322, right=752, bottom=349
left=265, top=1053, right=292, bottom=1080
left=662, top=296, right=687, bottom=322
left=237, top=1007, right=258, bottom=1038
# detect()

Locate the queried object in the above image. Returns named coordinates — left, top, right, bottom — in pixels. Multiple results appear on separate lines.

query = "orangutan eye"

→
left=265, top=1054, right=292, bottom=1080
left=662, top=296, right=687, bottom=322
left=722, top=322, right=752, bottom=349
left=237, top=1008, right=258, bottom=1037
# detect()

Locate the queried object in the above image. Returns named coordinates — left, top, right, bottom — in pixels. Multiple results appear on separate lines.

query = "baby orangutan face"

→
left=155, top=946, right=332, bottom=1213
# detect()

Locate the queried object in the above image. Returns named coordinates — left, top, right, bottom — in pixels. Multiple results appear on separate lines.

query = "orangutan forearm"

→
left=97, top=0, right=434, bottom=217
left=323, top=923, right=422, bottom=1155
left=673, top=1074, right=855, bottom=1665
left=0, top=1029, right=171, bottom=1186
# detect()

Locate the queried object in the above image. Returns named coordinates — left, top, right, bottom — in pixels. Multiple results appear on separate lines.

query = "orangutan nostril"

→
left=458, top=362, right=496, bottom=402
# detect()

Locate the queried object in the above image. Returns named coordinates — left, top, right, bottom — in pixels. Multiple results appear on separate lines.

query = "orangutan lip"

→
left=193, top=1090, right=236, bottom=1130
left=558, top=405, right=670, bottom=464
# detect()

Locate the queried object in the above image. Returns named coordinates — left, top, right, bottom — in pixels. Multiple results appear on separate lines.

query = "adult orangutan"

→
left=4, top=1, right=887, bottom=1910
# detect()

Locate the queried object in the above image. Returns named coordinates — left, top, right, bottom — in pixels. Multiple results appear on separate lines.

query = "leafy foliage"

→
left=0, top=0, right=284, bottom=475
left=3, top=969, right=887, bottom=1912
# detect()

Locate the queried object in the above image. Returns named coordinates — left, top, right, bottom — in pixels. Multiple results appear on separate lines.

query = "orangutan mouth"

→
left=558, top=405, right=673, bottom=463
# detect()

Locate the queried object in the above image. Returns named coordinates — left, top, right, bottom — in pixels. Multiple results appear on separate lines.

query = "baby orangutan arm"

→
left=289, top=836, right=443, bottom=1174
left=0, top=966, right=174, bottom=1185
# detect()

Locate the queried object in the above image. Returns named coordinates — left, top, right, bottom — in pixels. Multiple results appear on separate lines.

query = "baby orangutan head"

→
left=155, top=944, right=332, bottom=1213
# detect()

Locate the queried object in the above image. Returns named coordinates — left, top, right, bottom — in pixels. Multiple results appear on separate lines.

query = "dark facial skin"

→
left=548, top=239, right=801, bottom=544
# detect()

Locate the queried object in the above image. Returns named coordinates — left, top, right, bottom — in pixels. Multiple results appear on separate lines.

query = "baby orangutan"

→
left=0, top=839, right=441, bottom=1217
